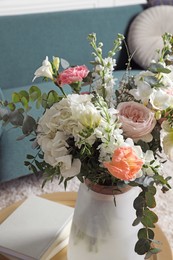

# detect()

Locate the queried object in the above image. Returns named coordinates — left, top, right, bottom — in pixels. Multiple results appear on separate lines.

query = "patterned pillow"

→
left=127, top=6, right=173, bottom=69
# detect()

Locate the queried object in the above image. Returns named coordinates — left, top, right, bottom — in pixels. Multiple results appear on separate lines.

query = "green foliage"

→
left=149, top=62, right=171, bottom=74
left=132, top=185, right=162, bottom=258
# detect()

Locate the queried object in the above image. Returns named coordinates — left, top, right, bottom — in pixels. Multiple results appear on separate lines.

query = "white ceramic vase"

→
left=67, top=183, right=144, bottom=260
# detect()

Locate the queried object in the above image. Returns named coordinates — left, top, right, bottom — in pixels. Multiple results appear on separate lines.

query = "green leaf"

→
left=9, top=110, right=24, bottom=126
left=148, top=186, right=156, bottom=195
left=144, top=248, right=161, bottom=259
left=145, top=192, right=156, bottom=208
left=141, top=209, right=158, bottom=228
left=133, top=195, right=145, bottom=210
left=41, top=93, right=48, bottom=109
left=36, top=96, right=42, bottom=109
left=24, top=161, right=31, bottom=166
left=143, top=76, right=159, bottom=87
left=26, top=154, right=35, bottom=159
left=144, top=251, right=153, bottom=259
left=29, top=164, right=38, bottom=174
left=135, top=238, right=151, bottom=255
left=22, top=115, right=37, bottom=135
left=29, top=86, right=41, bottom=101
left=138, top=228, right=154, bottom=240
left=21, top=96, right=29, bottom=109
left=35, top=160, right=43, bottom=171
left=8, top=102, right=16, bottom=111
left=12, top=93, right=20, bottom=103
left=47, top=91, right=58, bottom=106
left=149, top=62, right=171, bottom=74
left=19, top=90, right=29, bottom=102
left=136, top=208, right=143, bottom=218
left=132, top=216, right=142, bottom=226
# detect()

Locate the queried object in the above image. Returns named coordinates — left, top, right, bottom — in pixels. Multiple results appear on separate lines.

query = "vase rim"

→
left=84, top=179, right=132, bottom=195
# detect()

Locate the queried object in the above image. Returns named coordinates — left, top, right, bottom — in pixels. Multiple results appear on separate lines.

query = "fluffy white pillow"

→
left=128, top=6, right=173, bottom=69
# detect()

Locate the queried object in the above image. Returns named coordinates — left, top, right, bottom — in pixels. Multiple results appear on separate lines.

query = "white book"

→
left=0, top=195, right=74, bottom=260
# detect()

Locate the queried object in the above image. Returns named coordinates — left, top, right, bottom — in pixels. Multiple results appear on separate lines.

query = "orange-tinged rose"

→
left=103, top=147, right=143, bottom=181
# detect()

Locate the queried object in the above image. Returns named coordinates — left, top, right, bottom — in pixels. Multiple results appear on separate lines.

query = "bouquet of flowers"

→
left=0, top=32, right=172, bottom=259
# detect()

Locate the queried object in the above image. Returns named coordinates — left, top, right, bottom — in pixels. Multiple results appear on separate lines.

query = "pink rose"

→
left=103, top=147, right=143, bottom=181
left=57, top=65, right=89, bottom=86
left=117, top=101, right=156, bottom=140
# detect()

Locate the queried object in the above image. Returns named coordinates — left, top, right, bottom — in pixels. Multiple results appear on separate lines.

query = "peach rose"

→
left=57, top=65, right=89, bottom=86
left=103, top=147, right=143, bottom=181
left=117, top=101, right=156, bottom=140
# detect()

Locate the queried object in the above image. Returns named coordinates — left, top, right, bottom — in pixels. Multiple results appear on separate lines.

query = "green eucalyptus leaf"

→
left=29, top=86, right=41, bottom=101
left=136, top=208, right=143, bottom=218
left=8, top=102, right=16, bottom=111
left=9, top=110, right=24, bottom=126
left=143, top=76, right=158, bottom=87
left=36, top=96, right=42, bottom=109
left=149, top=247, right=161, bottom=254
left=141, top=209, right=158, bottom=228
left=135, top=238, right=151, bottom=255
left=148, top=186, right=156, bottom=195
left=144, top=247, right=161, bottom=259
left=138, top=228, right=154, bottom=240
left=133, top=195, right=145, bottom=210
left=144, top=251, right=153, bottom=259
left=19, top=90, right=29, bottom=102
left=47, top=91, right=55, bottom=106
left=21, top=96, right=29, bottom=109
left=12, top=93, right=20, bottom=103
left=41, top=93, right=48, bottom=109
left=22, top=115, right=37, bottom=135
left=145, top=192, right=156, bottom=208
left=132, top=216, right=141, bottom=226
left=149, top=62, right=171, bottom=74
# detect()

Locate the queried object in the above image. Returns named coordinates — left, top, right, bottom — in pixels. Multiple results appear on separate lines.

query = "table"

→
left=0, top=192, right=172, bottom=260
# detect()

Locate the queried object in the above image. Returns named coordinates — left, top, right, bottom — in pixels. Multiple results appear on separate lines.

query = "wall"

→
left=0, top=0, right=147, bottom=16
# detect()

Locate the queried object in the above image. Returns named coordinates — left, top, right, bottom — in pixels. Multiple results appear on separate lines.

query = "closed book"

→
left=0, top=195, right=74, bottom=260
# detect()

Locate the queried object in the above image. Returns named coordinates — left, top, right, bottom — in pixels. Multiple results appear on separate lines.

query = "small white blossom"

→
left=33, top=56, right=53, bottom=81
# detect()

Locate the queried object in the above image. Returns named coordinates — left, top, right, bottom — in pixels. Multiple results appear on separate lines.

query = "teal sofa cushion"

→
left=0, top=5, right=146, bottom=90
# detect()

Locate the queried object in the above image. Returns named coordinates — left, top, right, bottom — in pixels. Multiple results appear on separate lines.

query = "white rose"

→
left=33, top=56, right=53, bottom=81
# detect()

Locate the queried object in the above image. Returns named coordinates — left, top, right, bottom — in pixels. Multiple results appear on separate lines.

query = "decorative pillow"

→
left=147, top=0, right=173, bottom=6
left=127, top=6, right=173, bottom=69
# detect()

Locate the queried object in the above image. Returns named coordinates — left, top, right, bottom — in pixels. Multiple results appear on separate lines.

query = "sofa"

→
left=0, top=4, right=147, bottom=182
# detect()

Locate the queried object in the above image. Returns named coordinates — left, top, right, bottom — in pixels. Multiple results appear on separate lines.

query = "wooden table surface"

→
left=0, top=192, right=172, bottom=260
